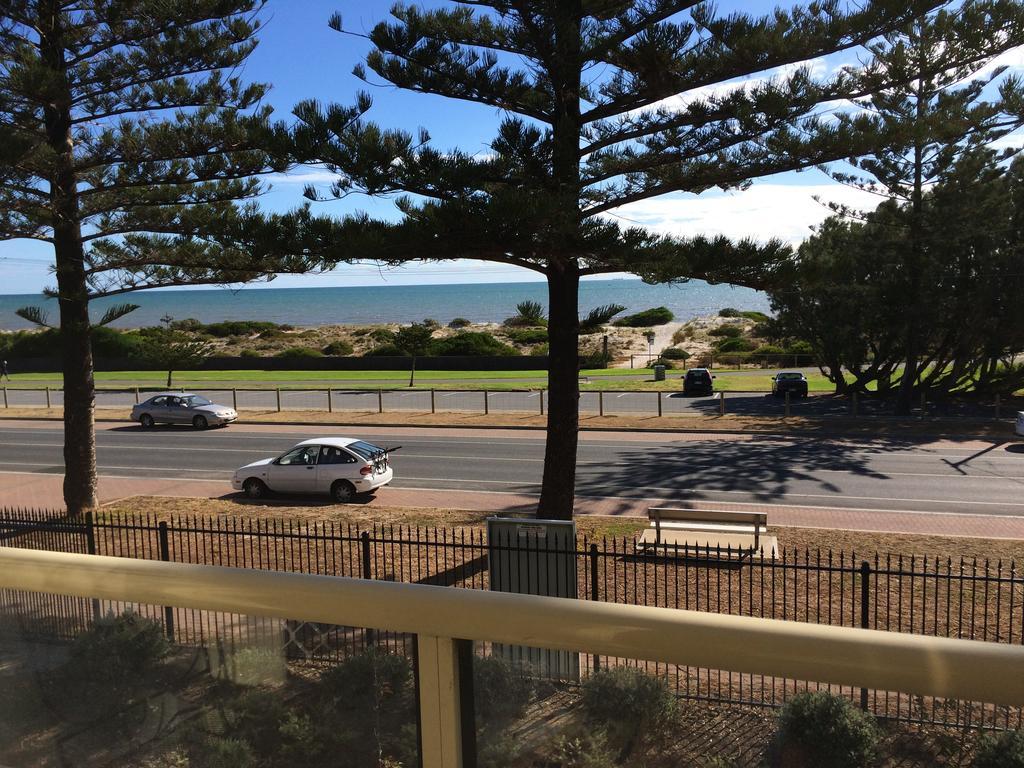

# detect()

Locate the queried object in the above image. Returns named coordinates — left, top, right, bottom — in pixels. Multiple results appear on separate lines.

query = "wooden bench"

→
left=636, top=507, right=777, bottom=558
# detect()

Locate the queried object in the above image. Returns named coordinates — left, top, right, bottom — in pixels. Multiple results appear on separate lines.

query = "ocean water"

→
left=0, top=279, right=769, bottom=330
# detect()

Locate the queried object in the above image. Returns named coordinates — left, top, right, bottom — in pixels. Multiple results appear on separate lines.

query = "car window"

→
left=278, top=445, right=320, bottom=466
left=150, top=396, right=167, bottom=406
left=168, top=397, right=182, bottom=407
left=320, top=446, right=358, bottom=465
left=346, top=440, right=384, bottom=460
left=182, top=395, right=212, bottom=407
left=777, top=373, right=803, bottom=380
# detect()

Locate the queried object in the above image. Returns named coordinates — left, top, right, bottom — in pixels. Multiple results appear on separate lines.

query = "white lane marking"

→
left=0, top=461, right=230, bottom=475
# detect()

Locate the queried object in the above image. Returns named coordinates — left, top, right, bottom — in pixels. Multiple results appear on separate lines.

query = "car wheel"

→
left=243, top=478, right=268, bottom=499
left=139, top=414, right=154, bottom=429
left=192, top=415, right=208, bottom=429
left=331, top=480, right=357, bottom=504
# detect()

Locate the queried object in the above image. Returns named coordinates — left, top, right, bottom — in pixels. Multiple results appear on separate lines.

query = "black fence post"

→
left=158, top=522, right=175, bottom=640
left=85, top=511, right=100, bottom=621
left=590, top=543, right=600, bottom=671
left=456, top=637, right=477, bottom=768
left=361, top=531, right=375, bottom=645
left=859, top=559, right=871, bottom=711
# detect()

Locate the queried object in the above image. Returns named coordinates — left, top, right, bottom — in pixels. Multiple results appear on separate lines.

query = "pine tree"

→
left=0, top=1, right=328, bottom=514
left=825, top=1, right=1024, bottom=413
left=291, top=1, right=949, bottom=520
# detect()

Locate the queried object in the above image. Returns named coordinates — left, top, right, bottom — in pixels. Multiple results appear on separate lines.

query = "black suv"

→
left=682, top=368, right=715, bottom=396
left=771, top=371, right=809, bottom=398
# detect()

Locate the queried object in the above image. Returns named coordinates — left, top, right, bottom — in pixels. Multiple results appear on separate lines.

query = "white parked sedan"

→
left=232, top=437, right=395, bottom=503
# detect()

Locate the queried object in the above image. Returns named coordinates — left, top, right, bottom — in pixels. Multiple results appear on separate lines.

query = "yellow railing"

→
left=2, top=548, right=1024, bottom=767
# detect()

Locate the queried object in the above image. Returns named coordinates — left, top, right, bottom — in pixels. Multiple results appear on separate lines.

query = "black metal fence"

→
left=1, top=506, right=1021, bottom=730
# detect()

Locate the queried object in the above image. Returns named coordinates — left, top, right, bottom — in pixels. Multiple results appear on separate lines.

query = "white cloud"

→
left=608, top=181, right=880, bottom=245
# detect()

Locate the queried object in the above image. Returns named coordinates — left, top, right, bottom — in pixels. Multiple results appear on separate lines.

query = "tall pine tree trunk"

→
left=42, top=2, right=97, bottom=515
left=538, top=260, right=580, bottom=520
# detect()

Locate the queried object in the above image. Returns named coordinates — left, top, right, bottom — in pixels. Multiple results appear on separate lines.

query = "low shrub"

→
left=505, top=328, right=548, bottom=345
left=769, top=691, right=879, bottom=768
left=532, top=342, right=549, bottom=356
left=473, top=656, right=534, bottom=728
left=672, top=324, right=696, bottom=344
left=369, top=328, right=396, bottom=344
left=708, top=325, right=742, bottom=338
left=200, top=736, right=256, bottom=768
left=449, top=317, right=471, bottom=328
left=753, top=344, right=786, bottom=364
left=275, top=346, right=323, bottom=359
left=421, top=318, right=440, bottom=329
left=321, top=340, right=354, bottom=356
left=660, top=347, right=690, bottom=360
left=786, top=340, right=815, bottom=356
left=716, top=337, right=755, bottom=353
left=718, top=307, right=740, bottom=317
left=429, top=331, right=518, bottom=357
left=239, top=349, right=262, bottom=359
left=651, top=358, right=675, bottom=369
left=169, top=317, right=204, bottom=332
left=364, top=344, right=408, bottom=357
left=579, top=351, right=610, bottom=369
left=549, top=729, right=617, bottom=768
left=203, top=320, right=279, bottom=338
left=582, top=667, right=676, bottom=753
left=973, top=730, right=1024, bottom=768
left=613, top=306, right=674, bottom=327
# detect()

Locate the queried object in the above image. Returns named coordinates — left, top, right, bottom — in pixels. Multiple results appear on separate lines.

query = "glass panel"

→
left=0, top=590, right=419, bottom=767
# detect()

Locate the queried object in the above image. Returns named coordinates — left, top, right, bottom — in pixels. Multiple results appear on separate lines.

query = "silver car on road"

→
left=131, top=393, right=237, bottom=429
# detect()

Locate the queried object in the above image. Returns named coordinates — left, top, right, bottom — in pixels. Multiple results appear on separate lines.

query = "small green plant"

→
left=369, top=328, right=397, bottom=343
left=203, top=320, right=279, bottom=338
left=973, top=730, right=1024, bottom=768
left=449, top=317, right=471, bottom=328
left=505, top=328, right=548, bottom=344
left=708, top=325, right=742, bottom=338
left=422, top=318, right=441, bottom=329
left=612, top=306, right=674, bottom=327
left=716, top=337, right=755, bottom=352
left=769, top=691, right=880, bottom=768
left=239, top=349, right=261, bottom=359
left=275, top=346, right=323, bottom=359
left=672, top=324, right=696, bottom=344
left=200, top=736, right=255, bottom=768
left=363, top=343, right=408, bottom=357
left=550, top=728, right=617, bottom=768
left=321, top=340, right=354, bottom=356
left=504, top=300, right=548, bottom=327
left=473, top=655, right=534, bottom=728
left=430, top=331, right=518, bottom=356
left=582, top=667, right=677, bottom=754
left=579, top=303, right=626, bottom=333
left=719, top=307, right=740, bottom=317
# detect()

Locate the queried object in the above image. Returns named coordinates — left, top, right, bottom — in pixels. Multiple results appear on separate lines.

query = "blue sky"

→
left=3, top=1, right=1022, bottom=295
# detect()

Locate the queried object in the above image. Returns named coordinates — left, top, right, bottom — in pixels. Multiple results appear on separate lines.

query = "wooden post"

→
left=45, top=386, right=50, bottom=409
left=484, top=389, right=489, bottom=415
left=656, top=391, right=662, bottom=417
left=232, top=388, right=237, bottom=410
left=630, top=354, right=634, bottom=369
left=431, top=388, right=436, bottom=414
left=327, top=389, right=333, bottom=413
left=719, top=391, right=725, bottom=416
left=275, top=387, right=281, bottom=412
left=539, top=389, right=544, bottom=416
left=598, top=390, right=604, bottom=417
left=785, top=390, right=791, bottom=418
left=378, top=389, right=384, bottom=414
left=134, top=386, right=140, bottom=404
left=2, top=387, right=6, bottom=408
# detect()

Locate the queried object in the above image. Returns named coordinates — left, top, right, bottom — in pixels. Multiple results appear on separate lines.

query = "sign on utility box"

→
left=487, top=517, right=579, bottom=680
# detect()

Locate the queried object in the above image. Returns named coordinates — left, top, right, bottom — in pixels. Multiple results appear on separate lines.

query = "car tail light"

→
left=360, top=465, right=373, bottom=476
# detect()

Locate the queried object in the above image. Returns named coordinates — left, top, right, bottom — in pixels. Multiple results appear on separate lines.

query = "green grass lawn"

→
left=3, top=367, right=838, bottom=392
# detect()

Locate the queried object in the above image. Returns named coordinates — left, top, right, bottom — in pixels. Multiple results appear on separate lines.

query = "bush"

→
left=363, top=344, right=408, bottom=357
left=200, top=737, right=256, bottom=768
left=708, top=325, right=742, bottom=338
left=786, top=340, right=815, bottom=356
left=660, top=347, right=690, bottom=360
left=169, top=317, right=204, bottom=332
left=582, top=667, right=677, bottom=753
left=531, top=342, right=549, bottom=356
left=473, top=656, right=534, bottom=728
left=550, top=729, right=617, bottom=768
left=239, top=349, right=262, bottom=359
left=612, top=306, right=674, bottom=327
left=369, top=328, right=396, bottom=344
left=429, top=331, right=518, bottom=357
left=449, top=317, right=471, bottom=328
left=672, top=325, right=696, bottom=344
left=275, top=346, right=323, bottom=359
left=203, top=320, right=278, bottom=338
left=716, top=337, right=755, bottom=352
left=753, top=344, right=786, bottom=364
left=652, top=358, right=675, bottom=369
left=321, top=340, right=354, bottom=356
left=505, top=328, right=548, bottom=345
left=421, top=318, right=440, bottom=329
left=974, top=730, right=1024, bottom=768
left=769, top=691, right=879, bottom=768
left=719, top=307, right=741, bottom=318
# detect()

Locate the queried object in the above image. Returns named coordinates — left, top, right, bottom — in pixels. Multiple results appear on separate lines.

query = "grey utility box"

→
left=653, top=364, right=666, bottom=381
left=487, top=517, right=579, bottom=680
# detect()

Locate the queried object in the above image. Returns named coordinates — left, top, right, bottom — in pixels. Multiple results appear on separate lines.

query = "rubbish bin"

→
left=1017, top=411, right=1024, bottom=437
left=653, top=364, right=666, bottom=381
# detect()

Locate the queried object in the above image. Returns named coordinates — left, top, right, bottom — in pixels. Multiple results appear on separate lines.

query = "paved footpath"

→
left=4, top=466, right=1024, bottom=540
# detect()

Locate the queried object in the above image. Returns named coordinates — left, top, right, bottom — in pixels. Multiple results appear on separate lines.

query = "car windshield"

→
left=687, top=371, right=709, bottom=379
left=777, top=373, right=803, bottom=380
left=346, top=440, right=385, bottom=459
left=180, top=395, right=212, bottom=407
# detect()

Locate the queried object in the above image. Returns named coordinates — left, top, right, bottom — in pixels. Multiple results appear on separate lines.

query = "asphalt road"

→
left=3, top=387, right=1008, bottom=418
left=2, top=423, right=1024, bottom=516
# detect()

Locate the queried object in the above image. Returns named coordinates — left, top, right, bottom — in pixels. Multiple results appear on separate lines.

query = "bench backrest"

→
left=648, top=507, right=767, bottom=550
